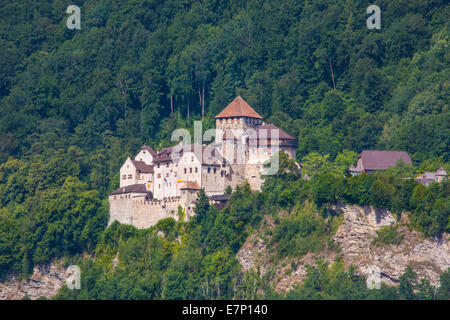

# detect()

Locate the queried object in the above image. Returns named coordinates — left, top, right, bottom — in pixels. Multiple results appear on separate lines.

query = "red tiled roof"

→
left=180, top=181, right=201, bottom=190
left=130, top=160, right=154, bottom=173
left=215, top=96, right=263, bottom=119
left=359, top=150, right=412, bottom=170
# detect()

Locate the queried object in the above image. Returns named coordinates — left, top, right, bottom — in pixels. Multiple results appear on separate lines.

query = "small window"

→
left=184, top=168, right=187, bottom=174
left=214, top=168, right=217, bottom=174
left=208, top=167, right=211, bottom=173
left=191, top=156, right=194, bottom=162
left=157, top=173, right=161, bottom=178
left=174, top=172, right=177, bottom=177
left=159, top=184, right=161, bottom=189
left=166, top=173, right=169, bottom=178
left=166, top=163, right=169, bottom=168
left=128, top=174, right=132, bottom=179
left=190, top=168, right=192, bottom=173
left=195, top=167, right=198, bottom=173
left=157, top=164, right=160, bottom=168
left=122, top=175, right=126, bottom=179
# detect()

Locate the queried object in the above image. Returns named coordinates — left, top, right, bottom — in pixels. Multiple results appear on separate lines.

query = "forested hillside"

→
left=0, top=0, right=449, bottom=299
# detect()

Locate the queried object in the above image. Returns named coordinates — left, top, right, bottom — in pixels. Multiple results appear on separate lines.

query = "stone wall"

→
left=109, top=193, right=196, bottom=229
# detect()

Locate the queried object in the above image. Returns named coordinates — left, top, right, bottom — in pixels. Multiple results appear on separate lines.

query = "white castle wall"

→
left=135, top=149, right=153, bottom=165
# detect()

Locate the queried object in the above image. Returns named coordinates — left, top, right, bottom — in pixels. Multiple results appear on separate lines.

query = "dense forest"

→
left=0, top=0, right=449, bottom=299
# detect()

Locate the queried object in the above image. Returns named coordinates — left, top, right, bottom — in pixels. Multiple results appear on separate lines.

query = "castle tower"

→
left=215, top=96, right=263, bottom=163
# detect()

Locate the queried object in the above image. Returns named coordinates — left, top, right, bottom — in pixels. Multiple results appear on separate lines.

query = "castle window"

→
left=214, top=168, right=217, bottom=174
left=195, top=167, right=198, bottom=173
left=190, top=168, right=192, bottom=173
left=159, top=184, right=161, bottom=189
left=184, top=168, right=187, bottom=174
left=128, top=174, right=132, bottom=179
left=157, top=164, right=160, bottom=168
left=157, top=173, right=161, bottom=178
left=208, top=167, right=211, bottom=173
left=174, top=172, right=177, bottom=177
left=122, top=175, right=126, bottom=179
left=166, top=173, right=169, bottom=178
left=191, top=156, right=194, bottom=162
left=166, top=163, right=169, bottom=168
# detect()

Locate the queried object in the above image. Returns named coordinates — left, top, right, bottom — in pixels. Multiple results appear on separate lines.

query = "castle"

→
left=108, top=96, right=299, bottom=228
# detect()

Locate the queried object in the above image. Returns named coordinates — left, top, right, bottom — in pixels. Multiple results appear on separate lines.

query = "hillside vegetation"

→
left=0, top=0, right=448, bottom=299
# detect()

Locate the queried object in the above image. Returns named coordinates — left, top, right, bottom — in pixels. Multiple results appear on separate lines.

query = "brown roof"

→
left=130, top=160, right=154, bottom=173
left=358, top=150, right=412, bottom=170
left=180, top=181, right=201, bottom=190
left=110, top=184, right=148, bottom=195
left=135, top=145, right=156, bottom=157
left=153, top=147, right=173, bottom=163
left=215, top=96, right=263, bottom=119
left=247, top=123, right=296, bottom=140
left=155, top=144, right=221, bottom=166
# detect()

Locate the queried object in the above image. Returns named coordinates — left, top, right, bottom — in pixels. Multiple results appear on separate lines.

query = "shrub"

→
left=372, top=225, right=403, bottom=246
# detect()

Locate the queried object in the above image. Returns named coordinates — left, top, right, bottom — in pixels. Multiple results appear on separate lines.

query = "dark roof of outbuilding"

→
left=210, top=194, right=230, bottom=201
left=358, top=150, right=412, bottom=170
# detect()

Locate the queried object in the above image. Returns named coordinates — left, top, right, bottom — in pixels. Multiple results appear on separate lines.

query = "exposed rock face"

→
left=333, top=204, right=449, bottom=287
left=0, top=263, right=69, bottom=300
left=237, top=204, right=450, bottom=292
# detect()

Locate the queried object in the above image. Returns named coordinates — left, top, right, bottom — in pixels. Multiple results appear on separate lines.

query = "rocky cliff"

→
left=2, top=204, right=448, bottom=299
left=0, top=263, right=69, bottom=300
left=237, top=204, right=449, bottom=292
